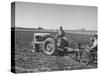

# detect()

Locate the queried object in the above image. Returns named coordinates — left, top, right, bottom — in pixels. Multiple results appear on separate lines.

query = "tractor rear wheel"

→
left=43, top=37, right=57, bottom=55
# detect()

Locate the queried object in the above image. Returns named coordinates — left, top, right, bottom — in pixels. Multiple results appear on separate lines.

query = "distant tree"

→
left=37, top=27, right=44, bottom=30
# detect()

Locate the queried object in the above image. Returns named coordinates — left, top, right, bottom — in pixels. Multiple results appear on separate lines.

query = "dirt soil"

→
left=14, top=46, right=97, bottom=73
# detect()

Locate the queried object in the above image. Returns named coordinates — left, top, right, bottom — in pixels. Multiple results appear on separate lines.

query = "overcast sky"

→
left=15, top=2, right=97, bottom=30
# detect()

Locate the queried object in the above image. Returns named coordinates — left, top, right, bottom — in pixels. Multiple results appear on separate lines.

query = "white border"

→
left=0, top=0, right=99, bottom=75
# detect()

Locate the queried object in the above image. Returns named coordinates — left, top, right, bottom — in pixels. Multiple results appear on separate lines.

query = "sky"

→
left=15, top=2, right=97, bottom=30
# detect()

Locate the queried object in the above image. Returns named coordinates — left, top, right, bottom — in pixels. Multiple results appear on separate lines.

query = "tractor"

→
left=31, top=32, right=79, bottom=57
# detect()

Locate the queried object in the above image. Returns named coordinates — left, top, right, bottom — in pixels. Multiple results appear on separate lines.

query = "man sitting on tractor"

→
left=56, top=26, right=69, bottom=52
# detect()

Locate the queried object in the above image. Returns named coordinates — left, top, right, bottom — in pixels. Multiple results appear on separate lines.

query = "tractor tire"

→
left=43, top=37, right=57, bottom=55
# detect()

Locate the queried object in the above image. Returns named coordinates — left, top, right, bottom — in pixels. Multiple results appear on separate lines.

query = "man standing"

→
left=89, top=34, right=97, bottom=63
left=90, top=34, right=97, bottom=50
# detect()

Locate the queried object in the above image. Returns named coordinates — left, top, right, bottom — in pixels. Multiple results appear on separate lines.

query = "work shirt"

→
left=90, top=38, right=97, bottom=50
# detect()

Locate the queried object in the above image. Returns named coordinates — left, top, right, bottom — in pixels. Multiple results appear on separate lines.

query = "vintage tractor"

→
left=31, top=32, right=79, bottom=57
